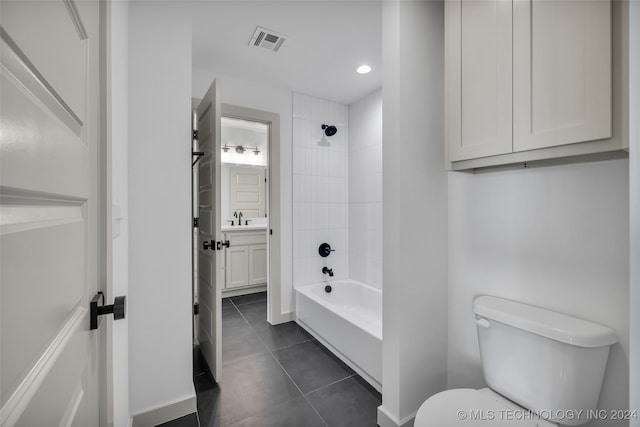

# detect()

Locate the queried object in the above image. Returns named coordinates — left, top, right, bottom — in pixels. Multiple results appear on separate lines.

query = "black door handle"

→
left=203, top=240, right=215, bottom=250
left=217, top=240, right=230, bottom=250
left=90, top=292, right=126, bottom=330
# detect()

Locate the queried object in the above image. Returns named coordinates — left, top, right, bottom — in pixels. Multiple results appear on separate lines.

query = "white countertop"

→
left=221, top=225, right=268, bottom=232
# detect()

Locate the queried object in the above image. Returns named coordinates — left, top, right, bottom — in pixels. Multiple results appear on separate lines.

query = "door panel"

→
left=0, top=1, right=101, bottom=425
left=513, top=0, right=611, bottom=151
left=248, top=244, right=267, bottom=286
left=447, top=0, right=512, bottom=161
left=226, top=246, right=249, bottom=289
left=230, top=166, right=265, bottom=218
left=196, top=80, right=222, bottom=382
left=0, top=1, right=88, bottom=124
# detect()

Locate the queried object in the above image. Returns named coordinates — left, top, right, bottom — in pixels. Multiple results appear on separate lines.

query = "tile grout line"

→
left=303, top=373, right=357, bottom=396
left=226, top=297, right=372, bottom=427
left=225, top=296, right=328, bottom=426
left=262, top=344, right=330, bottom=427
left=245, top=306, right=330, bottom=427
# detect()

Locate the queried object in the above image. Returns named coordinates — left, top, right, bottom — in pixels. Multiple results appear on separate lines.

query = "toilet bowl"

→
left=414, top=388, right=557, bottom=426
left=414, top=296, right=617, bottom=426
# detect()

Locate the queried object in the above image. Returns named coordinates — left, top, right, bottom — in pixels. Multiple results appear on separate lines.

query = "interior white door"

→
left=1, top=1, right=103, bottom=426
left=230, top=166, right=265, bottom=219
left=196, top=80, right=223, bottom=382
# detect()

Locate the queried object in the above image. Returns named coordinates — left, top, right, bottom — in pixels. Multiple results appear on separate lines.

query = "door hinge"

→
left=193, top=302, right=199, bottom=315
left=270, top=229, right=273, bottom=235
left=193, top=217, right=199, bottom=228
left=192, top=129, right=198, bottom=140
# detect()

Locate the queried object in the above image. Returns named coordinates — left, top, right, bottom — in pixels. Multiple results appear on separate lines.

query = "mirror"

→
left=220, top=117, right=268, bottom=228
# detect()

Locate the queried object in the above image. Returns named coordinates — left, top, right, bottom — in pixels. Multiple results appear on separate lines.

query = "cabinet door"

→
left=226, top=245, right=249, bottom=288
left=248, top=244, right=267, bottom=286
left=447, top=0, right=512, bottom=161
left=513, top=0, right=611, bottom=152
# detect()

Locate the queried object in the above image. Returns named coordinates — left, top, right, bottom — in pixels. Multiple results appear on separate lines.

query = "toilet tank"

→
left=473, top=296, right=617, bottom=426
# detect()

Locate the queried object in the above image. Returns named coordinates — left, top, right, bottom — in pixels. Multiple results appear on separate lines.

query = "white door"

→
left=230, top=166, right=265, bottom=219
left=196, top=80, right=223, bottom=381
left=1, top=1, right=104, bottom=426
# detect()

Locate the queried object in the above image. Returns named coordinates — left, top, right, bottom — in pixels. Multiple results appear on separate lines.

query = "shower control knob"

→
left=318, top=243, right=335, bottom=257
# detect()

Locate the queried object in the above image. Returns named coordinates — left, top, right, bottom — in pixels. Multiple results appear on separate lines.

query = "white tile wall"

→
left=293, top=93, right=349, bottom=286
left=348, top=90, right=383, bottom=289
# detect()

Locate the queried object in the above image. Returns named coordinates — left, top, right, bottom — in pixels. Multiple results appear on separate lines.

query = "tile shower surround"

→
left=292, top=93, right=349, bottom=288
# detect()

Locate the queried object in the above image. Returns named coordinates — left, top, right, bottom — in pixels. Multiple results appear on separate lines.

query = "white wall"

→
left=349, top=89, right=383, bottom=289
left=110, top=0, right=130, bottom=425
left=292, top=92, right=350, bottom=287
left=379, top=1, right=448, bottom=425
left=192, top=69, right=294, bottom=314
left=128, top=1, right=195, bottom=417
left=629, top=0, right=639, bottom=423
left=447, top=160, right=629, bottom=426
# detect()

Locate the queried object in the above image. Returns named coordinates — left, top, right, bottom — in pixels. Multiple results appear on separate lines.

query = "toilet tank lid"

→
left=473, top=296, right=617, bottom=348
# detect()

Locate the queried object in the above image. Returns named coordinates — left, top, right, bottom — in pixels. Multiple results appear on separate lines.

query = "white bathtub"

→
left=295, top=279, right=382, bottom=392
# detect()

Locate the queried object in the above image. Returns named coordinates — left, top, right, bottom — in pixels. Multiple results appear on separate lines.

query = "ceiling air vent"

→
left=249, top=27, right=286, bottom=52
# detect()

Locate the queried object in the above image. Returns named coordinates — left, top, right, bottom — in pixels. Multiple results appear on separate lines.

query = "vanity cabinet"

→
left=224, top=231, right=267, bottom=290
left=446, top=0, right=626, bottom=170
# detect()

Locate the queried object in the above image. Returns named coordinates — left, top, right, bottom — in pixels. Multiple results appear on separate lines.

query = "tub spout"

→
left=322, top=267, right=334, bottom=277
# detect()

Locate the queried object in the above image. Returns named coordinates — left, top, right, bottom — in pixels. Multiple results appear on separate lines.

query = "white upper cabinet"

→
left=446, top=0, right=625, bottom=170
left=447, top=0, right=513, bottom=161
left=513, top=0, right=611, bottom=151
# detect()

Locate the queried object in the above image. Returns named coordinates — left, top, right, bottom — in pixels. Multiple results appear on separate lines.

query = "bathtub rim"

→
left=295, top=279, right=383, bottom=341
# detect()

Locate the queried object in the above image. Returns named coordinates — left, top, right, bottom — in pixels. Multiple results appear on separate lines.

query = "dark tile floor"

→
left=158, top=292, right=381, bottom=427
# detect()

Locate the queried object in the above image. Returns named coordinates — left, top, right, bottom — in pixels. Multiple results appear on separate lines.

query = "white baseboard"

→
left=269, top=310, right=294, bottom=325
left=221, top=284, right=267, bottom=298
left=377, top=405, right=416, bottom=427
left=131, top=394, right=197, bottom=427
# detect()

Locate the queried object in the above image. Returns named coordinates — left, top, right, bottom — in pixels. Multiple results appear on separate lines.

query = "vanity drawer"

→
left=225, top=231, right=267, bottom=247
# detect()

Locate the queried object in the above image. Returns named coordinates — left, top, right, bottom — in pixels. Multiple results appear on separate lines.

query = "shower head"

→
left=321, top=124, right=337, bottom=137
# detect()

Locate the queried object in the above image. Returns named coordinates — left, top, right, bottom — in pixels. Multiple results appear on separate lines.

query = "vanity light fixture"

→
left=356, top=64, right=372, bottom=74
left=220, top=144, right=262, bottom=156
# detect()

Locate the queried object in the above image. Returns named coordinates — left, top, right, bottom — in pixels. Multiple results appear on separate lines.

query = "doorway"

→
left=192, top=101, right=284, bottom=372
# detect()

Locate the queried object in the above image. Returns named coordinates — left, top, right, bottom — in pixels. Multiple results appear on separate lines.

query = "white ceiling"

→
left=192, top=1, right=382, bottom=105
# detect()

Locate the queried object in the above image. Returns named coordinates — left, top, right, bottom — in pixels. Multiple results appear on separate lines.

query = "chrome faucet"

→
left=322, top=267, right=334, bottom=277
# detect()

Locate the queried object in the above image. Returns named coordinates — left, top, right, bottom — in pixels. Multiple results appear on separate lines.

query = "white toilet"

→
left=414, top=295, right=617, bottom=426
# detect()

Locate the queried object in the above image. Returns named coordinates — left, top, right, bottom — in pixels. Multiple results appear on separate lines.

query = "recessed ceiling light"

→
left=356, top=65, right=372, bottom=74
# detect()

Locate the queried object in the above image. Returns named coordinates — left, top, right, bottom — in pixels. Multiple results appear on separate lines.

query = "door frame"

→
left=191, top=100, right=286, bottom=326
left=221, top=103, right=285, bottom=324
left=100, top=0, right=114, bottom=424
